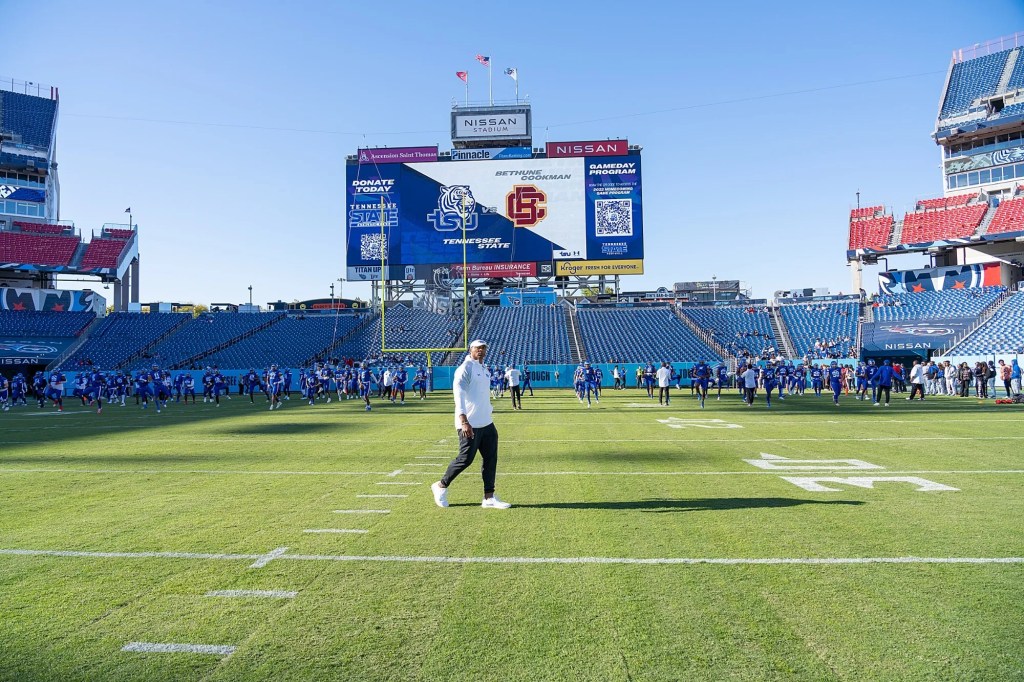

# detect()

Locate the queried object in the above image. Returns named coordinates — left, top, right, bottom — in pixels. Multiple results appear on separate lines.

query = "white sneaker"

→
left=481, top=495, right=511, bottom=509
left=431, top=481, right=449, bottom=508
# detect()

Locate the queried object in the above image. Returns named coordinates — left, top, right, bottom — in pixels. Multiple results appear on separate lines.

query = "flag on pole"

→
left=475, top=54, right=490, bottom=67
left=124, top=207, right=131, bottom=213
left=456, top=71, right=468, bottom=83
left=504, top=67, right=517, bottom=81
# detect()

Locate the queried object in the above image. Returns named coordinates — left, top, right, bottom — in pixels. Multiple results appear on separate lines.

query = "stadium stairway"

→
left=564, top=301, right=586, bottom=363
left=48, top=314, right=105, bottom=370
left=672, top=306, right=731, bottom=359
left=975, top=203, right=998, bottom=236
left=68, top=241, right=89, bottom=269
left=889, top=216, right=905, bottom=248
left=997, top=48, right=1020, bottom=93
left=114, top=315, right=191, bottom=370
left=304, top=313, right=377, bottom=366
left=176, top=313, right=286, bottom=369
left=937, top=288, right=1015, bottom=355
left=769, top=307, right=795, bottom=358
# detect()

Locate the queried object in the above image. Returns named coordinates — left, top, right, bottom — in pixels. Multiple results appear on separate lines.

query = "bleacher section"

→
left=953, top=290, right=1024, bottom=354
left=0, top=230, right=79, bottom=266
left=848, top=215, right=894, bottom=250
left=872, top=287, right=1005, bottom=321
left=850, top=206, right=883, bottom=220
left=0, top=90, right=58, bottom=149
left=80, top=238, right=127, bottom=269
left=917, top=194, right=973, bottom=210
left=778, top=301, right=859, bottom=359
left=13, top=221, right=69, bottom=235
left=678, top=305, right=775, bottom=358
left=64, top=313, right=187, bottom=369
left=576, top=307, right=722, bottom=363
left=900, top=204, right=987, bottom=243
left=336, top=307, right=460, bottom=365
left=940, top=50, right=1010, bottom=118
left=467, top=306, right=572, bottom=365
left=986, top=196, right=1024, bottom=234
left=0, top=310, right=94, bottom=338
left=124, top=312, right=285, bottom=369
left=205, top=315, right=364, bottom=368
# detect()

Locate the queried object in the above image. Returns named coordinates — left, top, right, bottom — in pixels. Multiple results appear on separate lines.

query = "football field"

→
left=1, top=388, right=1022, bottom=681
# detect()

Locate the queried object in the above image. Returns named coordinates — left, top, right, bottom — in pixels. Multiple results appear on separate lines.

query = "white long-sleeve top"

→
left=453, top=354, right=493, bottom=429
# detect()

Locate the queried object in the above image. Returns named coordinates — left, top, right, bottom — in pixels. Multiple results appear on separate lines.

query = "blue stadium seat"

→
left=951, top=291, right=1024, bottom=354
left=576, top=307, right=721, bottom=363
left=465, top=306, right=572, bottom=365
left=124, top=312, right=285, bottom=369
left=872, top=287, right=1005, bottom=321
left=0, top=310, right=94, bottom=338
left=940, top=50, right=1011, bottom=119
left=678, top=305, right=775, bottom=357
left=65, top=313, right=186, bottom=369
left=205, top=314, right=364, bottom=369
left=0, top=90, right=58, bottom=149
left=336, top=307, right=462, bottom=365
left=778, top=301, right=859, bottom=359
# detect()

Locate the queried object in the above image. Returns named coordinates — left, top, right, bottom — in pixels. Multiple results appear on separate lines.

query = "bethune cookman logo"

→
left=505, top=185, right=547, bottom=228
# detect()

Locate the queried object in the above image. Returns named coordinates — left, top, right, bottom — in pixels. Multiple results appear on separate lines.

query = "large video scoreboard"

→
left=345, top=141, right=644, bottom=281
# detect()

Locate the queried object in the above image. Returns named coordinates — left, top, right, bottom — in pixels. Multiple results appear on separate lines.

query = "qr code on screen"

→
left=359, top=233, right=386, bottom=261
left=595, top=199, right=633, bottom=237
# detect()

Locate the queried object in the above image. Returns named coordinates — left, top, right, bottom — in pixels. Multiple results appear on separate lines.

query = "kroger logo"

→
left=427, top=185, right=479, bottom=232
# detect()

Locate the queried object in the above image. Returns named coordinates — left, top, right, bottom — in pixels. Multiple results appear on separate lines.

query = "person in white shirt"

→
left=382, top=368, right=394, bottom=401
left=432, top=340, right=511, bottom=509
left=505, top=364, right=522, bottom=410
left=655, top=362, right=672, bottom=405
left=907, top=359, right=926, bottom=401
left=742, top=365, right=758, bottom=406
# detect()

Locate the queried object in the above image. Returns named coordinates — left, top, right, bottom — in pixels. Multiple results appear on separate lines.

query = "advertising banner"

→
left=546, top=140, right=629, bottom=158
left=357, top=147, right=438, bottom=164
left=452, top=114, right=529, bottom=139
left=0, top=185, right=45, bottom=202
left=878, top=262, right=1001, bottom=294
left=450, top=147, right=532, bottom=161
left=453, top=261, right=537, bottom=278
left=860, top=318, right=974, bottom=355
left=499, top=287, right=557, bottom=306
left=0, top=338, right=74, bottom=365
left=345, top=155, right=643, bottom=272
left=555, top=259, right=644, bottom=276
left=1, top=287, right=105, bottom=313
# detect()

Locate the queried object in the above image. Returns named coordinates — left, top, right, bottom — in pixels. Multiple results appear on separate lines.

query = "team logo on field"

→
left=882, top=324, right=955, bottom=336
left=427, top=185, right=479, bottom=232
left=505, top=184, right=547, bottom=228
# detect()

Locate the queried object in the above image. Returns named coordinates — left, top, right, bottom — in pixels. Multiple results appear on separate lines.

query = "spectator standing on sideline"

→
left=908, top=360, right=926, bottom=401
left=432, top=340, right=511, bottom=510
left=505, top=364, right=522, bottom=410
left=1011, top=359, right=1022, bottom=396
left=656, top=361, right=672, bottom=405
left=998, top=359, right=1012, bottom=398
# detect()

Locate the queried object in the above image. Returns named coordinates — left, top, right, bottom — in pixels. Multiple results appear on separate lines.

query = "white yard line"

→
left=122, top=642, right=235, bottom=656
left=0, top=468, right=1020, bottom=477
left=249, top=546, right=288, bottom=569
left=302, top=529, right=369, bottom=534
left=205, top=589, right=296, bottom=599
left=2, top=547, right=1020, bottom=568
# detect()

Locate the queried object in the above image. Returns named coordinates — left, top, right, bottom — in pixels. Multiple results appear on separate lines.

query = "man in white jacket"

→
left=907, top=359, right=926, bottom=401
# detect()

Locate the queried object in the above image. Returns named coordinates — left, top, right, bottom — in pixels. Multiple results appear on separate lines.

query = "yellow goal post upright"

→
left=377, top=194, right=470, bottom=373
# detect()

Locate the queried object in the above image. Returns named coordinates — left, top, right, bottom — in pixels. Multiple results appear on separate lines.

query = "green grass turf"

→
left=1, top=388, right=1022, bottom=681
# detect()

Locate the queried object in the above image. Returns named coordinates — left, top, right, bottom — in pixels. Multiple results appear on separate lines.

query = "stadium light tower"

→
left=248, top=285, right=252, bottom=306
left=712, top=275, right=718, bottom=302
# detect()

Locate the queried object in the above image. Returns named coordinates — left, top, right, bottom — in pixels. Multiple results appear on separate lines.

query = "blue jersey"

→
left=761, top=368, right=776, bottom=385
left=827, top=367, right=843, bottom=383
left=695, top=363, right=710, bottom=380
left=810, top=368, right=823, bottom=382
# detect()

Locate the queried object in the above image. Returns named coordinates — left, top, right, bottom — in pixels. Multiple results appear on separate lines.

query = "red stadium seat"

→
left=80, top=238, right=127, bottom=269
left=0, top=231, right=80, bottom=266
left=987, top=196, right=1024, bottom=235
left=848, top=215, right=893, bottom=250
left=900, top=204, right=987, bottom=243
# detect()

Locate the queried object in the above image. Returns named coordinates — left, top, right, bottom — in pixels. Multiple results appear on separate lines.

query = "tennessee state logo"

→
left=505, top=185, right=547, bottom=228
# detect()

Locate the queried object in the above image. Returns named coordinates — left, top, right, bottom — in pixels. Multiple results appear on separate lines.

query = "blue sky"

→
left=4, top=1, right=1022, bottom=305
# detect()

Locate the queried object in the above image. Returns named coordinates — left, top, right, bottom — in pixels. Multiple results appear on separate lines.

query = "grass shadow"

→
left=449, top=497, right=866, bottom=513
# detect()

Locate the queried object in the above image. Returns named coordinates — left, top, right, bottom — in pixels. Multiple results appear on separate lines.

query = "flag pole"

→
left=466, top=75, right=469, bottom=106
left=488, top=61, right=493, bottom=105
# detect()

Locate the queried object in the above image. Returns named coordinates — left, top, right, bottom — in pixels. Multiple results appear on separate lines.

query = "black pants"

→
left=744, top=387, right=756, bottom=404
left=877, top=385, right=891, bottom=404
left=441, top=423, right=499, bottom=495
left=510, top=386, right=522, bottom=409
left=659, top=386, right=670, bottom=404
left=909, top=383, right=925, bottom=400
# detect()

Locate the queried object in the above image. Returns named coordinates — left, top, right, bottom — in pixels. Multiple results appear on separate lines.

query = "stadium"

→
left=1, top=20, right=1023, bottom=682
